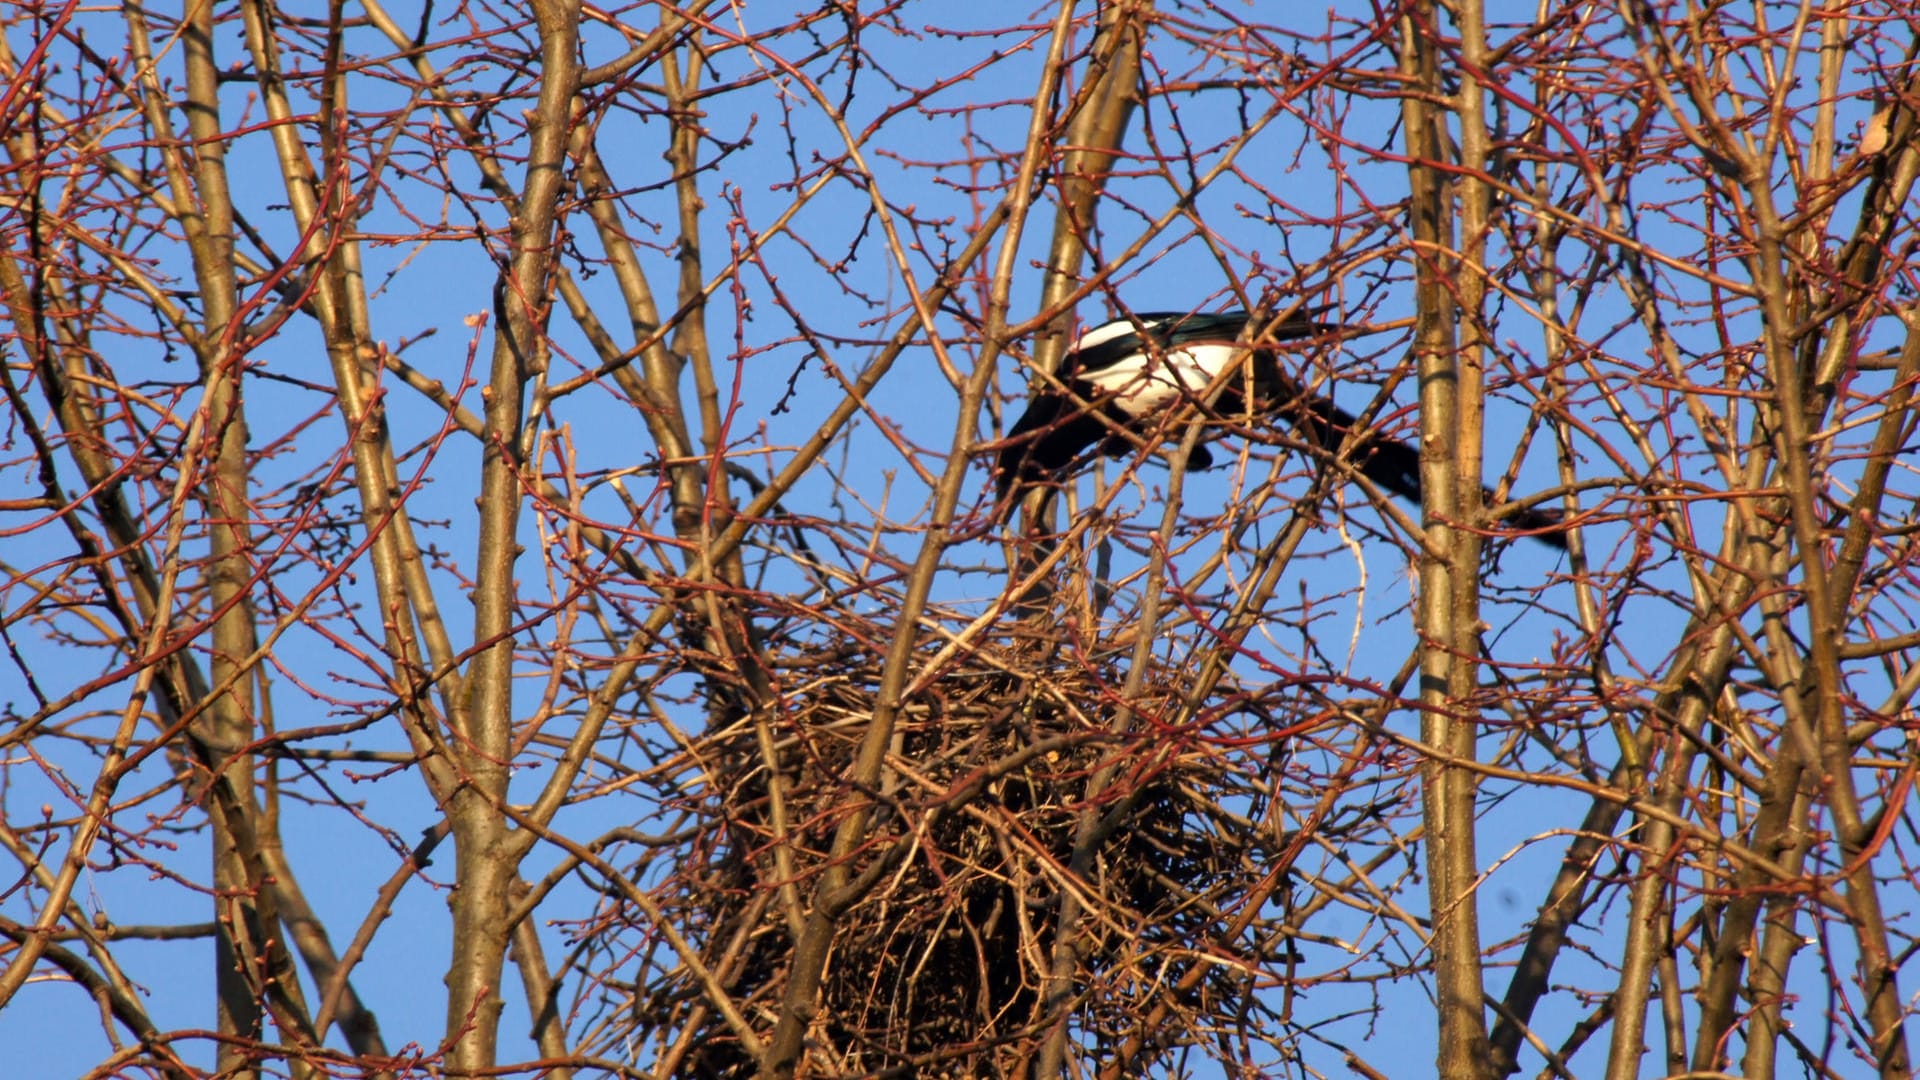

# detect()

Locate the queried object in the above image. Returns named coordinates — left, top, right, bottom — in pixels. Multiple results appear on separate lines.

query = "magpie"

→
left=995, top=310, right=1567, bottom=547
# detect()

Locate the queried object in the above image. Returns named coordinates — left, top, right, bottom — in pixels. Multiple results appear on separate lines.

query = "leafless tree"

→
left=2, top=2, right=1916, bottom=1078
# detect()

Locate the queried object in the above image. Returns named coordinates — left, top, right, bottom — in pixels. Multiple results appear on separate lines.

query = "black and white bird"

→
left=994, top=309, right=1566, bottom=547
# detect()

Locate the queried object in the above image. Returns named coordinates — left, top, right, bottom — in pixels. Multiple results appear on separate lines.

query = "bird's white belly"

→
left=1079, top=344, right=1241, bottom=416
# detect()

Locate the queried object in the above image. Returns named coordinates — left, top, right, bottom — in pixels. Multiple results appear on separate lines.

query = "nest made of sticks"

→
left=653, top=622, right=1321, bottom=1078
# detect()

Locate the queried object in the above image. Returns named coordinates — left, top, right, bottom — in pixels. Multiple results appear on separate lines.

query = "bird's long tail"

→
left=1278, top=385, right=1568, bottom=548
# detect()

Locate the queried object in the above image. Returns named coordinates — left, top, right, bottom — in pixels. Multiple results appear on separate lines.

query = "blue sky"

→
left=3, top=1, right=1915, bottom=1076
